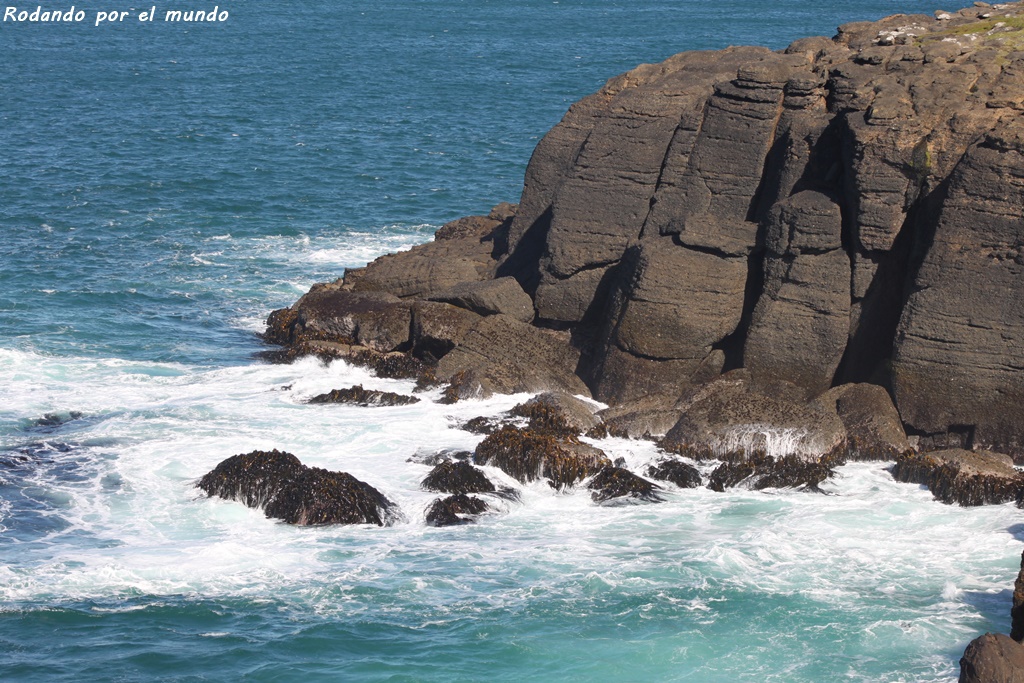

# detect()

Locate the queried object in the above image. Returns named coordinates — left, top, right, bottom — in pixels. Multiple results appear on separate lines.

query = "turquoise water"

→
left=2, top=2, right=1019, bottom=681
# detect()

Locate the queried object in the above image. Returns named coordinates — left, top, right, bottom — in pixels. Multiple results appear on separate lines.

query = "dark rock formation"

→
left=197, top=450, right=398, bottom=526
left=421, top=460, right=497, bottom=495
left=264, top=467, right=396, bottom=526
left=707, top=452, right=837, bottom=492
left=425, top=494, right=489, bottom=527
left=646, top=458, right=703, bottom=489
left=587, top=466, right=664, bottom=504
left=197, top=449, right=306, bottom=509
left=960, top=633, right=1024, bottom=683
left=891, top=449, right=1024, bottom=506
left=818, top=383, right=911, bottom=460
left=308, top=385, right=420, bottom=407
left=1013, top=550, right=1024, bottom=643
left=474, top=425, right=610, bottom=489
left=266, top=3, right=1024, bottom=460
left=509, top=391, right=601, bottom=438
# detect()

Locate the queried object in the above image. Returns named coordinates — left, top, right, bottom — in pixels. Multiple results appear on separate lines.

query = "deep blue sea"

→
left=2, top=2, right=1020, bottom=681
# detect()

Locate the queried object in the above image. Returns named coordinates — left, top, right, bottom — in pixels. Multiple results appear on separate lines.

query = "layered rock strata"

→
left=268, top=3, right=1024, bottom=461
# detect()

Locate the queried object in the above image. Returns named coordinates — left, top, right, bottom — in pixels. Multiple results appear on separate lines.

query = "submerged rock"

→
left=425, top=494, right=490, bottom=527
left=891, top=449, right=1023, bottom=506
left=307, top=384, right=420, bottom=407
left=587, top=466, right=664, bottom=504
left=707, top=452, right=837, bottom=493
left=197, top=450, right=398, bottom=526
left=959, top=633, right=1024, bottom=683
left=473, top=425, right=610, bottom=489
left=407, top=448, right=473, bottom=466
left=421, top=460, right=497, bottom=495
left=646, top=459, right=703, bottom=489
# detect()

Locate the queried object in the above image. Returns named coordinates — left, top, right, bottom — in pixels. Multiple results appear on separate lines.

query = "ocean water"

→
left=2, top=2, right=1019, bottom=681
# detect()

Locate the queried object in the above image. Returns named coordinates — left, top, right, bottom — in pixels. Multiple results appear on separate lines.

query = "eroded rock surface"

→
left=266, top=3, right=1024, bottom=459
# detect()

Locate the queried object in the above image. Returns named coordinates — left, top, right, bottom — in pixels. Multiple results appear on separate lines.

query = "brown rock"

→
left=817, top=383, right=911, bottom=460
left=892, top=449, right=1024, bottom=506
left=960, top=633, right=1024, bottom=683
left=429, top=276, right=534, bottom=323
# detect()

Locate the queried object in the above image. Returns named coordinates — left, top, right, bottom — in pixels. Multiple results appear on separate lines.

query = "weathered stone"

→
left=817, top=383, right=911, bottom=460
left=264, top=467, right=398, bottom=526
left=197, top=450, right=306, bottom=510
left=410, top=300, right=483, bottom=363
left=662, top=382, right=847, bottom=462
left=509, top=391, right=601, bottom=438
left=707, top=452, right=838, bottom=492
left=198, top=450, right=399, bottom=527
left=1012, top=550, right=1024, bottom=643
left=429, top=277, right=534, bottom=323
left=266, top=288, right=412, bottom=353
left=894, top=124, right=1024, bottom=460
left=960, top=633, right=1024, bottom=683
left=436, top=315, right=590, bottom=397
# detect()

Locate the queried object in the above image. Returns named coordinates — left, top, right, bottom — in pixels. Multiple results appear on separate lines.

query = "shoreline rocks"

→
left=891, top=449, right=1024, bottom=506
left=197, top=450, right=399, bottom=526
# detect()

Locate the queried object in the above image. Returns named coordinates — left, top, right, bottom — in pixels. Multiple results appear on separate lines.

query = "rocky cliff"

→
left=267, top=2, right=1024, bottom=460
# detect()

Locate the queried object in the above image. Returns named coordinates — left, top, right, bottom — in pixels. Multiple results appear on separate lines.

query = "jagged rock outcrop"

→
left=421, top=460, right=497, bottom=495
left=267, top=2, right=1024, bottom=460
left=891, top=448, right=1024, bottom=506
left=197, top=450, right=398, bottom=526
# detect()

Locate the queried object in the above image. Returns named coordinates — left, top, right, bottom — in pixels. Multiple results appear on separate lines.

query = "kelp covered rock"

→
left=197, top=450, right=398, bottom=526
left=707, top=452, right=837, bottom=493
left=421, top=460, right=497, bottom=495
left=892, top=449, right=1024, bottom=506
left=474, top=425, right=610, bottom=489
left=587, top=466, right=664, bottom=504
left=646, top=458, right=703, bottom=489
left=425, top=494, right=490, bottom=527
left=196, top=449, right=306, bottom=509
left=308, top=384, right=420, bottom=407
left=264, top=467, right=397, bottom=526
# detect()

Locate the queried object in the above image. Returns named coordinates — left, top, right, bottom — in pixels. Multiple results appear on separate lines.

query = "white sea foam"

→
left=0, top=346, right=1019, bottom=681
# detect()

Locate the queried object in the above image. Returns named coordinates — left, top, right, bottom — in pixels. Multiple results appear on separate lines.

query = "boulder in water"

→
left=646, top=458, right=703, bottom=489
left=891, top=449, right=1023, bottom=506
left=425, top=494, right=490, bottom=527
left=421, top=460, right=497, bottom=495
left=587, top=466, right=664, bottom=504
left=307, top=384, right=420, bottom=407
left=474, top=425, right=610, bottom=489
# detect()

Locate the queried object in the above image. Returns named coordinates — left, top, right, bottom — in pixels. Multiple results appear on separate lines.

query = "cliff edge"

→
left=267, top=2, right=1024, bottom=459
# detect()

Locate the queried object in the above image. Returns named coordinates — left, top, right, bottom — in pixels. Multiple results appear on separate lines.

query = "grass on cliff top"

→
left=921, top=15, right=1024, bottom=42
